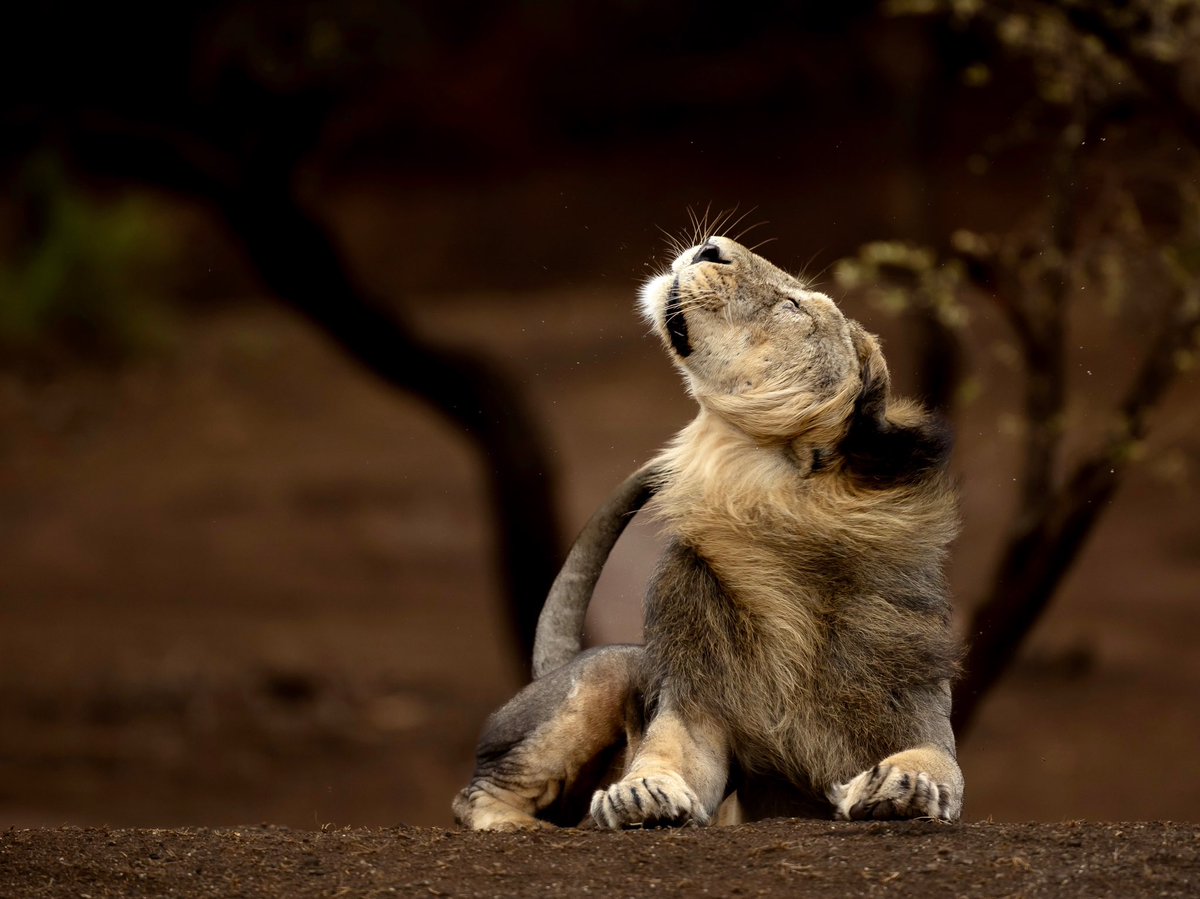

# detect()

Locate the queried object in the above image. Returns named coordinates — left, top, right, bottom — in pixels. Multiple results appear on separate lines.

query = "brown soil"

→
left=4, top=821, right=1198, bottom=898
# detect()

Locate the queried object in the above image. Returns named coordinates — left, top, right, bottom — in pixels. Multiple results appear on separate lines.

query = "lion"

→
left=453, top=235, right=963, bottom=830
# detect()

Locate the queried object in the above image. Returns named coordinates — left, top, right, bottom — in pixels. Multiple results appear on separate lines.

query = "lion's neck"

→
left=649, top=408, right=953, bottom=609
left=651, top=410, right=802, bottom=535
left=649, top=411, right=820, bottom=615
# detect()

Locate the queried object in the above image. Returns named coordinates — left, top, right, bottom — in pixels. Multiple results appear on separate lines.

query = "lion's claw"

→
left=829, top=764, right=953, bottom=821
left=590, top=773, right=708, bottom=829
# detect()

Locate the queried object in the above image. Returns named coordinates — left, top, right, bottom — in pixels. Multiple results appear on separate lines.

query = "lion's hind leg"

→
left=454, top=645, right=642, bottom=831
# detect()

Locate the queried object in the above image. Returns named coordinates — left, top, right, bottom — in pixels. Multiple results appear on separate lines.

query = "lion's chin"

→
left=638, top=274, right=671, bottom=324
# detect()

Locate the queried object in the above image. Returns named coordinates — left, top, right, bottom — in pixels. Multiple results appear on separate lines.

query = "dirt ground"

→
left=4, top=821, right=1198, bottom=898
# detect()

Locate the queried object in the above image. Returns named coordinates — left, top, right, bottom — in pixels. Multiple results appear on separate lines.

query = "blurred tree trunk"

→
left=953, top=275, right=1200, bottom=733
left=226, top=185, right=563, bottom=674
left=67, top=118, right=563, bottom=673
left=948, top=0, right=1200, bottom=732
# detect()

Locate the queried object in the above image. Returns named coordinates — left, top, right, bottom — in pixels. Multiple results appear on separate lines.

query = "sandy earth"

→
left=3, top=821, right=1198, bottom=898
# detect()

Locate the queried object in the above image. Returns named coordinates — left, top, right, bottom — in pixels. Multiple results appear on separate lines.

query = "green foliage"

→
left=0, top=156, right=180, bottom=362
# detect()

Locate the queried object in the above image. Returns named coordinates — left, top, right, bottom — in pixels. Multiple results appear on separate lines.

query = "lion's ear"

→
left=839, top=323, right=952, bottom=486
left=849, top=323, right=890, bottom=422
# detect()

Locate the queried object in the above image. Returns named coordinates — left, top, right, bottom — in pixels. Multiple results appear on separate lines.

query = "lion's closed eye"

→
left=778, top=296, right=815, bottom=333
left=777, top=295, right=809, bottom=315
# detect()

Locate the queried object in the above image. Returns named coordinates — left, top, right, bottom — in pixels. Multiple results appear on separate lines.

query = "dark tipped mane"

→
left=839, top=399, right=954, bottom=488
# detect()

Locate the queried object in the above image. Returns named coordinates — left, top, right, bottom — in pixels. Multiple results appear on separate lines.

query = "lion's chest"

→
left=647, top=529, right=894, bottom=786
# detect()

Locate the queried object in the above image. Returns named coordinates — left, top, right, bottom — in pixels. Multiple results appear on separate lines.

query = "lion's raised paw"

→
left=590, top=772, right=708, bottom=830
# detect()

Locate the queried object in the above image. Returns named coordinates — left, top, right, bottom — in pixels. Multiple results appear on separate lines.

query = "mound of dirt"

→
left=3, top=820, right=1196, bottom=898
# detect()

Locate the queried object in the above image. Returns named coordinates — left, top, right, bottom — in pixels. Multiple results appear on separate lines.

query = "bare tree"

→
left=5, top=5, right=565, bottom=668
left=842, top=0, right=1200, bottom=734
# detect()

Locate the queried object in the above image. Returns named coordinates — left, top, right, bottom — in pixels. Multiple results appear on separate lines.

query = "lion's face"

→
left=640, top=237, right=862, bottom=433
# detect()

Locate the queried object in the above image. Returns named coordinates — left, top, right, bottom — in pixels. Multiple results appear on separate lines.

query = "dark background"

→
left=1, top=1, right=1197, bottom=827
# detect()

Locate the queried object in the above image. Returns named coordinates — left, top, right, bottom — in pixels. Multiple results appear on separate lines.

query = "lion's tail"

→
left=531, top=462, right=660, bottom=679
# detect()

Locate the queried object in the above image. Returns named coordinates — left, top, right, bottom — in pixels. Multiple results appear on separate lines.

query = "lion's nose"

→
left=692, top=242, right=731, bottom=265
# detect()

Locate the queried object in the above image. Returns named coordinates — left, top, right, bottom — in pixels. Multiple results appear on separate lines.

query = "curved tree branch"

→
left=943, top=0, right=1200, bottom=735
left=64, top=120, right=564, bottom=669
left=226, top=185, right=564, bottom=669
left=953, top=281, right=1200, bottom=733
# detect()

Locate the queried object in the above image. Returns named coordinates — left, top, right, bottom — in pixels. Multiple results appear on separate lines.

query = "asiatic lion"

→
left=453, top=235, right=963, bottom=830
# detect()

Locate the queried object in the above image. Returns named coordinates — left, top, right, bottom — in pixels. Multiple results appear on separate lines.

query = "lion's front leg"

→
left=590, top=705, right=728, bottom=829
left=828, top=743, right=963, bottom=822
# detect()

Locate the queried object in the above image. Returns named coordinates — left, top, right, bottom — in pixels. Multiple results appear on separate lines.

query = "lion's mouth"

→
left=664, top=277, right=692, bottom=358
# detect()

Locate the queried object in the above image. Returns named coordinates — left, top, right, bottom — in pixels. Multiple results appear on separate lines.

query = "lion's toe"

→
left=590, top=773, right=707, bottom=830
left=832, top=764, right=953, bottom=822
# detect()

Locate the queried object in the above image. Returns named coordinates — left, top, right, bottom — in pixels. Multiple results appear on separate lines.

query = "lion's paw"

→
left=590, top=772, right=708, bottom=830
left=828, top=764, right=955, bottom=822
left=453, top=786, right=557, bottom=832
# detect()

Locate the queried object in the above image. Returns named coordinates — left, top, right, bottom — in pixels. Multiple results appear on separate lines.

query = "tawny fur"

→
left=645, top=407, right=958, bottom=790
left=640, top=237, right=959, bottom=794
left=454, top=235, right=963, bottom=830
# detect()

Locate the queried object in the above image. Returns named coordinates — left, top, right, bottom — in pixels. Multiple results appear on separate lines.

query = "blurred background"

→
left=1, top=0, right=1197, bottom=827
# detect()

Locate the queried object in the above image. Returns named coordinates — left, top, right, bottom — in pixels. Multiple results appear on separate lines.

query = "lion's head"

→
left=640, top=236, right=949, bottom=485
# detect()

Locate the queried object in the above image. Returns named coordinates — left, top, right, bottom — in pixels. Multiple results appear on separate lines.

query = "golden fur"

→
left=454, top=236, right=963, bottom=830
left=646, top=408, right=957, bottom=789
